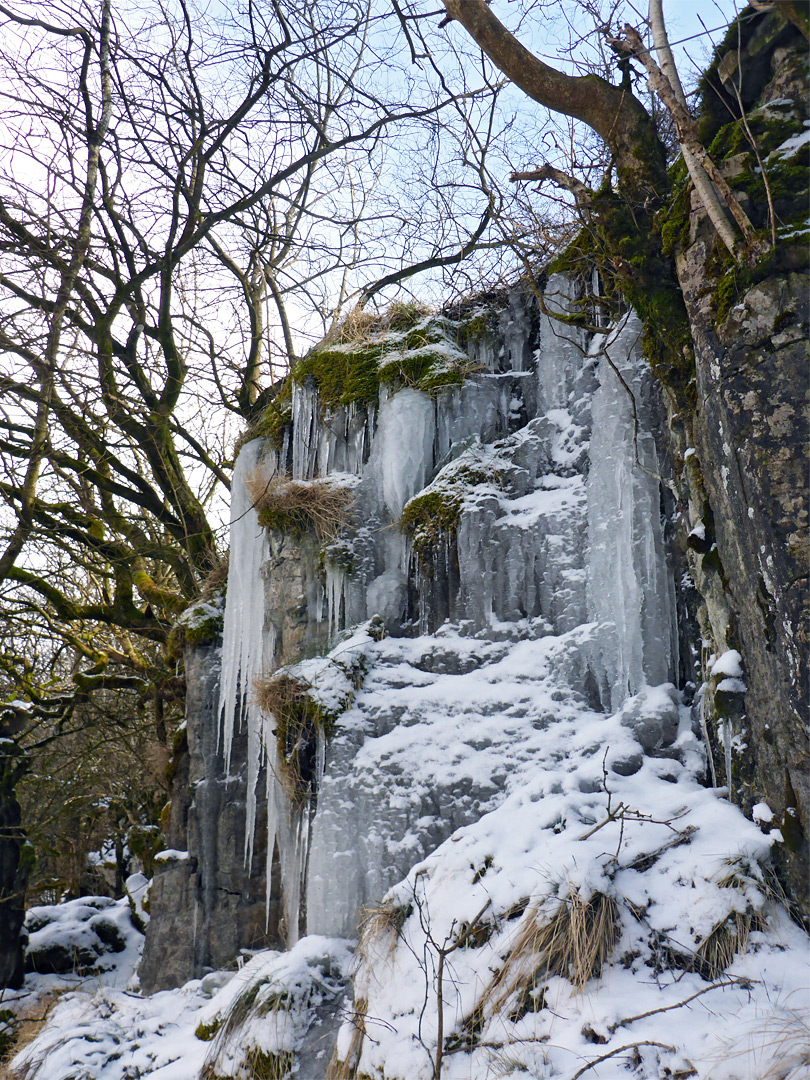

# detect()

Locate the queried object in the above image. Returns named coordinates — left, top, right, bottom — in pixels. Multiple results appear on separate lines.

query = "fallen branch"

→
left=570, top=1041, right=678, bottom=1079
left=608, top=978, right=750, bottom=1033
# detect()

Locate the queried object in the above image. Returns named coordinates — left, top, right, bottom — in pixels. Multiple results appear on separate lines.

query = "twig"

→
left=608, top=978, right=749, bottom=1032
left=570, top=1041, right=677, bottom=1078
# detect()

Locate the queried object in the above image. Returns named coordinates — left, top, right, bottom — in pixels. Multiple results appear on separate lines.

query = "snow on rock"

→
left=23, top=893, right=144, bottom=989
left=32, top=281, right=800, bottom=1080
left=7, top=936, right=352, bottom=1080
left=711, top=649, right=744, bottom=679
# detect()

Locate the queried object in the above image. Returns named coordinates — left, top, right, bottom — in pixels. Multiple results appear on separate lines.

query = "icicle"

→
left=217, top=439, right=270, bottom=776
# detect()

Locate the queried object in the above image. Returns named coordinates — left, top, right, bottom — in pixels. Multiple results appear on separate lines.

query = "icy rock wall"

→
left=586, top=313, right=678, bottom=711
left=212, top=275, right=678, bottom=946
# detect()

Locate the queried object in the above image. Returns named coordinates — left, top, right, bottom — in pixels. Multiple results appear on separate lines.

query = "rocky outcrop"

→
left=140, top=645, right=278, bottom=993
left=665, top=13, right=809, bottom=910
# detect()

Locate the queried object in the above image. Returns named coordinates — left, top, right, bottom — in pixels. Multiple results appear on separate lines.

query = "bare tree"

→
left=0, top=0, right=507, bottom=985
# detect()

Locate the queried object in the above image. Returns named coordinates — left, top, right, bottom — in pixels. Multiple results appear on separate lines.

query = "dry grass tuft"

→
left=253, top=673, right=333, bottom=804
left=244, top=469, right=353, bottom=540
left=355, top=900, right=411, bottom=967
left=694, top=857, right=770, bottom=977
left=200, top=550, right=230, bottom=598
left=325, top=998, right=368, bottom=1080
left=200, top=977, right=295, bottom=1080
left=694, top=909, right=766, bottom=976
left=333, top=300, right=433, bottom=344
left=484, top=887, right=619, bottom=1015
left=1, top=992, right=69, bottom=1080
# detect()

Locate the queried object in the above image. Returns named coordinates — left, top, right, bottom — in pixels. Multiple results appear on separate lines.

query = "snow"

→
left=752, top=801, right=774, bottom=824
left=153, top=848, right=189, bottom=863
left=711, top=649, right=744, bottom=679
left=8, top=934, right=353, bottom=1080
left=17, top=282, right=807, bottom=1079
left=768, top=123, right=810, bottom=159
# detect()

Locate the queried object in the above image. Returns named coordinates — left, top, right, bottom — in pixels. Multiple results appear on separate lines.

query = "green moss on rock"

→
left=293, top=309, right=477, bottom=411
left=195, top=1017, right=222, bottom=1041
left=401, top=457, right=503, bottom=559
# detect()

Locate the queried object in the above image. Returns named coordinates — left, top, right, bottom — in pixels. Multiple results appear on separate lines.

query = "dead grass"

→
left=0, top=992, right=67, bottom=1080
left=200, top=976, right=295, bottom=1080
left=694, top=857, right=771, bottom=976
left=355, top=901, right=411, bottom=968
left=324, top=998, right=368, bottom=1080
left=334, top=300, right=433, bottom=344
left=200, top=550, right=229, bottom=598
left=484, top=887, right=619, bottom=1016
left=694, top=909, right=766, bottom=976
left=252, top=673, right=332, bottom=803
left=244, top=469, right=353, bottom=540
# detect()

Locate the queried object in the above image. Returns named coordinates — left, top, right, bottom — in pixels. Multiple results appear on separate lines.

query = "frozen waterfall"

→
left=215, top=282, right=681, bottom=943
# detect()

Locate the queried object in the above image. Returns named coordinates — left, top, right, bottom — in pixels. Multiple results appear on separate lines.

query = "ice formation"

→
left=214, top=281, right=684, bottom=942
left=16, top=279, right=808, bottom=1080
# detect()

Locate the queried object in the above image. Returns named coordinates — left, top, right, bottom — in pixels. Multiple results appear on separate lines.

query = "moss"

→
left=254, top=674, right=337, bottom=803
left=293, top=310, right=476, bottom=411
left=459, top=312, right=492, bottom=343
left=294, top=343, right=382, bottom=411
left=378, top=349, right=467, bottom=393
left=165, top=726, right=188, bottom=786
left=401, top=460, right=503, bottom=560
left=195, top=1018, right=222, bottom=1041
left=169, top=599, right=225, bottom=658
left=245, top=1048, right=295, bottom=1079
left=320, top=539, right=355, bottom=573
left=400, top=488, right=464, bottom=556
left=659, top=178, right=692, bottom=258
left=255, top=378, right=293, bottom=450
left=184, top=616, right=222, bottom=646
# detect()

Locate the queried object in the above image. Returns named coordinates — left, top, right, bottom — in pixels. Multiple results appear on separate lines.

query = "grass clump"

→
left=253, top=673, right=335, bottom=803
left=245, top=470, right=354, bottom=541
left=691, top=857, right=772, bottom=978
left=485, top=886, right=619, bottom=1012
left=355, top=900, right=412, bottom=967
left=200, top=976, right=297, bottom=1080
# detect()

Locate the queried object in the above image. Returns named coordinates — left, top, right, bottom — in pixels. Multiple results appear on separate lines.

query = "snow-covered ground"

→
left=6, top=627, right=808, bottom=1079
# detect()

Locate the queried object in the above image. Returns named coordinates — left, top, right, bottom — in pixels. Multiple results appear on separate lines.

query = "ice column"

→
left=586, top=314, right=676, bottom=710
left=217, top=438, right=274, bottom=868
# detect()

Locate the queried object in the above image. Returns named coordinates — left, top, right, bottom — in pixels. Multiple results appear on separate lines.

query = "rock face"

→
left=142, top=18, right=809, bottom=997
left=142, top=281, right=688, bottom=990
left=665, top=13, right=809, bottom=908
left=140, top=646, right=277, bottom=992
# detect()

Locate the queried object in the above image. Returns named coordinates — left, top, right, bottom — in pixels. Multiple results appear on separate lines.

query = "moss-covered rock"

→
left=293, top=311, right=479, bottom=412
left=401, top=452, right=504, bottom=559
